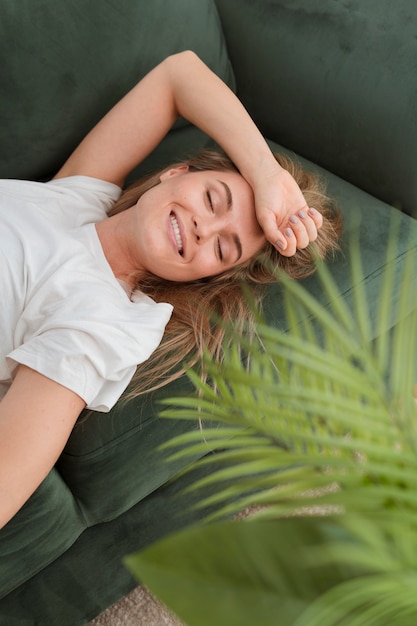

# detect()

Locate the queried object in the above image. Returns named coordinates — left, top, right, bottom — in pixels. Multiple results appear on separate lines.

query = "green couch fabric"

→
left=0, top=471, right=86, bottom=593
left=214, top=0, right=417, bottom=217
left=0, top=0, right=234, bottom=182
left=1, top=0, right=416, bottom=624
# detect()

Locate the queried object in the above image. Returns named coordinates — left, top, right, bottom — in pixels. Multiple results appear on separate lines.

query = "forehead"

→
left=204, top=169, right=254, bottom=204
left=218, top=171, right=266, bottom=258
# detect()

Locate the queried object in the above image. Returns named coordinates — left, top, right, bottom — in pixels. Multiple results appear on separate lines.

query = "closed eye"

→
left=216, top=237, right=223, bottom=262
left=206, top=190, right=214, bottom=213
left=206, top=190, right=223, bottom=261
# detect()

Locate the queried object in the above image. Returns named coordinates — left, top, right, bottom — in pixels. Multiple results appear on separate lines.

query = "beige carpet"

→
left=88, top=586, right=184, bottom=626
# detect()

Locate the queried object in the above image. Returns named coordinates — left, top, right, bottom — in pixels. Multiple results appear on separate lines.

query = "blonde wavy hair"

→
left=110, top=149, right=342, bottom=397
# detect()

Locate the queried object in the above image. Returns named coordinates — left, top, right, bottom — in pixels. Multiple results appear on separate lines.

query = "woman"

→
left=0, top=51, right=340, bottom=528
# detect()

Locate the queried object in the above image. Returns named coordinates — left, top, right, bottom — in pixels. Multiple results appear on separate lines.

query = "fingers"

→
left=258, top=205, right=323, bottom=257
left=277, top=207, right=323, bottom=257
left=260, top=210, right=289, bottom=252
left=308, top=207, right=324, bottom=230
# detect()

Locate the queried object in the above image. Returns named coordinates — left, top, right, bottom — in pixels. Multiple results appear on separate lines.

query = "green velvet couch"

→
left=1, top=1, right=416, bottom=624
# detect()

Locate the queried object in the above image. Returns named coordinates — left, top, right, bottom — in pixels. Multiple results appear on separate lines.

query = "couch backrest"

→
left=0, top=0, right=233, bottom=182
left=215, top=0, right=417, bottom=217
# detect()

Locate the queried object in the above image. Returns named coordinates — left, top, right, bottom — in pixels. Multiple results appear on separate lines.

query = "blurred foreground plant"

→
left=126, top=229, right=417, bottom=626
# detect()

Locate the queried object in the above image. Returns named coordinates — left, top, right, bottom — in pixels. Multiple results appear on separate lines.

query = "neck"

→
left=95, top=213, right=139, bottom=288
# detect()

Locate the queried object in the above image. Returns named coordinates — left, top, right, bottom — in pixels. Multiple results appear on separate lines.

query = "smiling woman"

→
left=96, top=164, right=267, bottom=283
left=105, top=148, right=341, bottom=398
left=0, top=51, right=341, bottom=529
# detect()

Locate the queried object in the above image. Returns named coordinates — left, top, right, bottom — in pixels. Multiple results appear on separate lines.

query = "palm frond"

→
left=130, top=225, right=417, bottom=625
left=155, top=224, right=417, bottom=535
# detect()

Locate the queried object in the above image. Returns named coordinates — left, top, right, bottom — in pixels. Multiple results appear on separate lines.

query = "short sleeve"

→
left=43, top=176, right=123, bottom=227
left=8, top=291, right=173, bottom=412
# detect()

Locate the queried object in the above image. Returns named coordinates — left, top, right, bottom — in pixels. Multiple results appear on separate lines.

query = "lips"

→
left=169, top=211, right=184, bottom=256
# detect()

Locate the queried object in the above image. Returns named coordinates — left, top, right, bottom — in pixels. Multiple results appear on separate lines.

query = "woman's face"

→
left=128, top=167, right=266, bottom=282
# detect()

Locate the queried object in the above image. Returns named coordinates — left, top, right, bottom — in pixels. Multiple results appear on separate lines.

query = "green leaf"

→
left=125, top=518, right=348, bottom=626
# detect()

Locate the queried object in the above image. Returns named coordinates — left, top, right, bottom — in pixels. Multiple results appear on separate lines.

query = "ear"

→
left=159, top=164, right=189, bottom=182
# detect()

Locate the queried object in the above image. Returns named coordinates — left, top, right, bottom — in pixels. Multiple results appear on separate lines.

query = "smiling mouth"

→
left=170, top=212, right=184, bottom=255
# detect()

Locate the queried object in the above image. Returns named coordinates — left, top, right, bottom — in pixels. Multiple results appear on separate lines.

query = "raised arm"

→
left=55, top=51, right=319, bottom=254
left=0, top=366, right=85, bottom=529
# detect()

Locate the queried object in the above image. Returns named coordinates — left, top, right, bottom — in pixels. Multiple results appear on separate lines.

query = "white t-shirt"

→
left=0, top=176, right=173, bottom=411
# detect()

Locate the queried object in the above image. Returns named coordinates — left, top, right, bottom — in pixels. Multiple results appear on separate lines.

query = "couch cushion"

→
left=57, top=377, right=207, bottom=525
left=214, top=0, right=417, bottom=217
left=0, top=0, right=234, bottom=182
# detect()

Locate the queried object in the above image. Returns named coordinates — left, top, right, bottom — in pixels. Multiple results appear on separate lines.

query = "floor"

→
left=88, top=586, right=184, bottom=626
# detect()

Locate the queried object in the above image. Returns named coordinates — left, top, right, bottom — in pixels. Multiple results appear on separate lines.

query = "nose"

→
left=194, top=215, right=225, bottom=242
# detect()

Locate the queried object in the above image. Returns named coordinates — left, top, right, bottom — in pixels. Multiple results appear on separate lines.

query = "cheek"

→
left=142, top=213, right=167, bottom=246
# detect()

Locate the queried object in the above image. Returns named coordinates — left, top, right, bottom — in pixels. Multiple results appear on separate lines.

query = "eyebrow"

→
left=219, top=180, right=233, bottom=211
left=232, top=234, right=242, bottom=262
left=218, top=179, right=242, bottom=262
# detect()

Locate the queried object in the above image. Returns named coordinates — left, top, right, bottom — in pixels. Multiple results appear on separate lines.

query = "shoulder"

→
left=47, top=175, right=122, bottom=200
left=0, top=175, right=122, bottom=228
left=45, top=176, right=123, bottom=221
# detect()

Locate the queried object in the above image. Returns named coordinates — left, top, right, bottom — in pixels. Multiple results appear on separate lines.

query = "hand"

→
left=254, top=167, right=323, bottom=257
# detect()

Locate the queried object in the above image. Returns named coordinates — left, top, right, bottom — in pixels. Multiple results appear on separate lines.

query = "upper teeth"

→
left=170, top=213, right=183, bottom=252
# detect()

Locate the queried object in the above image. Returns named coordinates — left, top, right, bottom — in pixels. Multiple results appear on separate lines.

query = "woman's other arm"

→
left=54, top=51, right=319, bottom=254
left=0, top=366, right=85, bottom=529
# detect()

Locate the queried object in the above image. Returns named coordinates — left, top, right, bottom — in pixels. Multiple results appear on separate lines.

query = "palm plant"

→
left=126, top=227, right=417, bottom=626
